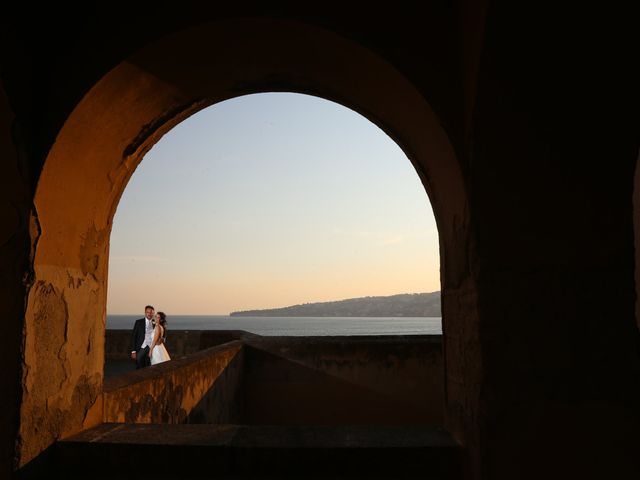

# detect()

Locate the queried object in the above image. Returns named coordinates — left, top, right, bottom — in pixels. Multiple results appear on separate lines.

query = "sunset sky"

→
left=107, top=93, right=440, bottom=314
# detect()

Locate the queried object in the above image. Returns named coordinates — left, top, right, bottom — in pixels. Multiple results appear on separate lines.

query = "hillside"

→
left=230, top=292, right=441, bottom=317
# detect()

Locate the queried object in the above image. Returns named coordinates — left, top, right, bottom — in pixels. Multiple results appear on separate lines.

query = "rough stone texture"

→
left=1, top=4, right=639, bottom=479
left=19, top=265, right=105, bottom=465
left=103, top=342, right=243, bottom=424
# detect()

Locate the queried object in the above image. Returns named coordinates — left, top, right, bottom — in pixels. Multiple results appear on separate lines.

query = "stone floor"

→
left=51, top=423, right=462, bottom=479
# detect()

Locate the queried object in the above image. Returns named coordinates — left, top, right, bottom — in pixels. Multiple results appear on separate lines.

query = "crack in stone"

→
left=122, top=99, right=205, bottom=160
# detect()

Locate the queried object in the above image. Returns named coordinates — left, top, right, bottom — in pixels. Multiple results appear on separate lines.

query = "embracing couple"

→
left=131, top=305, right=171, bottom=369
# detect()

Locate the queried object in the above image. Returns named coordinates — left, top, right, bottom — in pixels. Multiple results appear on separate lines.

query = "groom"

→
left=131, top=305, right=155, bottom=369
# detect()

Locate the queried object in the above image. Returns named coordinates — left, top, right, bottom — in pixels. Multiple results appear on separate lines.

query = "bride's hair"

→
left=156, top=311, right=167, bottom=329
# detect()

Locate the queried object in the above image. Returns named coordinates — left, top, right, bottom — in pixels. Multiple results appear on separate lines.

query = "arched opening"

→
left=101, top=91, right=445, bottom=429
left=19, top=18, right=471, bottom=468
left=106, top=92, right=441, bottom=332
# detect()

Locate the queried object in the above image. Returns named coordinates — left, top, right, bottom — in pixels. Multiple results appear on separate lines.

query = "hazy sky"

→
left=107, top=93, right=440, bottom=314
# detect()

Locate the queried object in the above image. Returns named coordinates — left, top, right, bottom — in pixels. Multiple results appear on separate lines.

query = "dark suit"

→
left=131, top=317, right=151, bottom=368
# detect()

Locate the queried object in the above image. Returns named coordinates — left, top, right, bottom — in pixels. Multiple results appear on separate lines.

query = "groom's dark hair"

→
left=145, top=305, right=154, bottom=310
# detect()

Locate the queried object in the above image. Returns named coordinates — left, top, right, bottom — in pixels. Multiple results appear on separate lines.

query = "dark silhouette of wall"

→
left=1, top=3, right=639, bottom=479
left=101, top=333, right=443, bottom=427
left=241, top=336, right=443, bottom=426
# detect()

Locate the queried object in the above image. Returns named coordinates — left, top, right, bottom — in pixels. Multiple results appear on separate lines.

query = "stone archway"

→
left=19, top=18, right=472, bottom=466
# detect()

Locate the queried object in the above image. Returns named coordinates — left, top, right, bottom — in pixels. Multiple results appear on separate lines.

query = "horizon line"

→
left=107, top=290, right=442, bottom=317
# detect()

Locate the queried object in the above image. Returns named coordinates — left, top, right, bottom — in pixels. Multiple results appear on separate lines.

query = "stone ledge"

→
left=103, top=340, right=244, bottom=392
left=52, top=423, right=462, bottom=479
left=65, top=423, right=459, bottom=448
left=102, top=341, right=244, bottom=424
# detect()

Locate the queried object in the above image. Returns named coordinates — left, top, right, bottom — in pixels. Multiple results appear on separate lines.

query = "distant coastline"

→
left=230, top=292, right=441, bottom=317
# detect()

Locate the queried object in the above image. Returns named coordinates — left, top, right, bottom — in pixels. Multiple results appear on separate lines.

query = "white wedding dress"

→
left=150, top=326, right=171, bottom=365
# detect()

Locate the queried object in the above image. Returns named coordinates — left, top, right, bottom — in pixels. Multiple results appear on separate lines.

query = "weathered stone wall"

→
left=8, top=15, right=466, bottom=471
left=2, top=4, right=639, bottom=480
left=103, top=334, right=443, bottom=426
left=242, top=336, right=444, bottom=426
left=103, top=341, right=243, bottom=424
left=19, top=268, right=106, bottom=466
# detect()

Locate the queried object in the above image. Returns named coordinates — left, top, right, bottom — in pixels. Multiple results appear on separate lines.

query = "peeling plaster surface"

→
left=19, top=266, right=105, bottom=466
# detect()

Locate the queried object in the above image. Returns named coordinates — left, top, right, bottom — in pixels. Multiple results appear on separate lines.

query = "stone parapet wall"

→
left=103, top=332, right=444, bottom=426
left=242, top=335, right=444, bottom=425
left=102, top=341, right=244, bottom=424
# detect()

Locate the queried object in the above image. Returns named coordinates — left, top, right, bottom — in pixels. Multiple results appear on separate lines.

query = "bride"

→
left=149, top=311, right=171, bottom=365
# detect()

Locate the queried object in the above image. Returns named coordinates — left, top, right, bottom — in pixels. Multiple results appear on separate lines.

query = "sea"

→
left=106, top=315, right=442, bottom=336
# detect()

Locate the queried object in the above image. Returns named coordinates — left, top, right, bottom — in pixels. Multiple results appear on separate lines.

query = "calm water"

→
left=107, top=315, right=442, bottom=336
